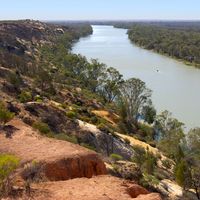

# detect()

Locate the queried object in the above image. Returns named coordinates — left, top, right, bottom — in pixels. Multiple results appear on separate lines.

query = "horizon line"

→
left=1, top=18, right=200, bottom=22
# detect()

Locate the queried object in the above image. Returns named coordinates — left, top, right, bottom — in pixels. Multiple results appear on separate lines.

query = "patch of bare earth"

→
left=23, top=175, right=161, bottom=200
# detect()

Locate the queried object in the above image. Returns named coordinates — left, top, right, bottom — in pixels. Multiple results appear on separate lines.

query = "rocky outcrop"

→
left=0, top=119, right=107, bottom=181
left=156, top=179, right=183, bottom=199
left=112, top=160, right=142, bottom=180
left=78, top=120, right=134, bottom=159
left=117, top=132, right=175, bottom=171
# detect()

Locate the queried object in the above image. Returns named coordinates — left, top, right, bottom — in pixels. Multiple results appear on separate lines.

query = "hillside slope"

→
left=0, top=118, right=161, bottom=200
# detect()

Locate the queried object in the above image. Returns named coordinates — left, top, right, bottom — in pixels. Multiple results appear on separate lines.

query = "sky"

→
left=1, top=0, right=200, bottom=21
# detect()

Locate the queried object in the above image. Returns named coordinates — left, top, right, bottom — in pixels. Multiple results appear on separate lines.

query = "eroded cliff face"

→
left=44, top=155, right=106, bottom=181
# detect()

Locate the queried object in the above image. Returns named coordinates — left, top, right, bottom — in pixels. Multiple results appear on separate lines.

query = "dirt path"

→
left=29, top=175, right=161, bottom=200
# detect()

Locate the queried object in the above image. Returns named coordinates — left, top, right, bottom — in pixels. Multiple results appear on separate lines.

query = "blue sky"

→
left=1, top=0, right=200, bottom=20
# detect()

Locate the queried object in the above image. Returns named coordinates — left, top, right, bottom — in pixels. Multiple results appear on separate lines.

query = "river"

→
left=72, top=25, right=200, bottom=130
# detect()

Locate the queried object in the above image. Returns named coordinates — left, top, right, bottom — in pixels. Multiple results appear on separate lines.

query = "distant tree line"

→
left=127, top=24, right=200, bottom=67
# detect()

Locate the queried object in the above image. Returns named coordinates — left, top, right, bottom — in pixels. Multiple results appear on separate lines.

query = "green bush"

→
left=19, top=91, right=32, bottom=103
left=66, top=111, right=77, bottom=119
left=142, top=155, right=157, bottom=174
left=0, top=154, right=19, bottom=181
left=90, top=116, right=99, bottom=124
left=79, top=115, right=91, bottom=123
left=0, top=154, right=19, bottom=191
left=34, top=95, right=43, bottom=103
left=174, top=160, right=188, bottom=187
left=131, top=146, right=146, bottom=166
left=132, top=146, right=157, bottom=175
left=0, top=101, right=14, bottom=126
left=32, top=121, right=51, bottom=135
left=162, top=159, right=172, bottom=169
left=97, top=123, right=106, bottom=131
left=110, top=153, right=123, bottom=161
left=8, top=72, right=23, bottom=89
left=139, top=173, right=159, bottom=188
left=138, top=123, right=154, bottom=141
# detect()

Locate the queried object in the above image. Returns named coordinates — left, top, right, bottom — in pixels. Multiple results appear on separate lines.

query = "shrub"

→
left=32, top=121, right=51, bottom=135
left=140, top=173, right=159, bottom=188
left=61, top=103, right=68, bottom=110
left=79, top=115, right=90, bottom=123
left=21, top=161, right=42, bottom=182
left=19, top=91, right=32, bottom=103
left=0, top=101, right=14, bottom=126
left=138, top=123, right=154, bottom=141
left=97, top=123, right=106, bottom=131
left=34, top=95, right=43, bottom=103
left=8, top=72, right=23, bottom=89
left=142, top=155, right=157, bottom=174
left=110, top=153, right=123, bottom=162
left=131, top=146, right=146, bottom=166
left=174, top=160, right=188, bottom=187
left=132, top=146, right=157, bottom=174
left=0, top=154, right=19, bottom=183
left=0, top=154, right=19, bottom=196
left=66, top=111, right=77, bottom=119
left=97, top=123, right=115, bottom=134
left=90, top=116, right=99, bottom=124
left=162, top=159, right=172, bottom=169
left=118, top=121, right=129, bottom=134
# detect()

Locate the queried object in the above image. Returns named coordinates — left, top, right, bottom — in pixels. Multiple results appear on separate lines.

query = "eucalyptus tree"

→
left=100, top=67, right=124, bottom=103
left=117, top=78, right=152, bottom=132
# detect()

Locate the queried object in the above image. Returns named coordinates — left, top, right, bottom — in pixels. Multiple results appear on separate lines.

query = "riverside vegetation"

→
left=0, top=20, right=199, bottom=199
left=116, top=22, right=200, bottom=68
